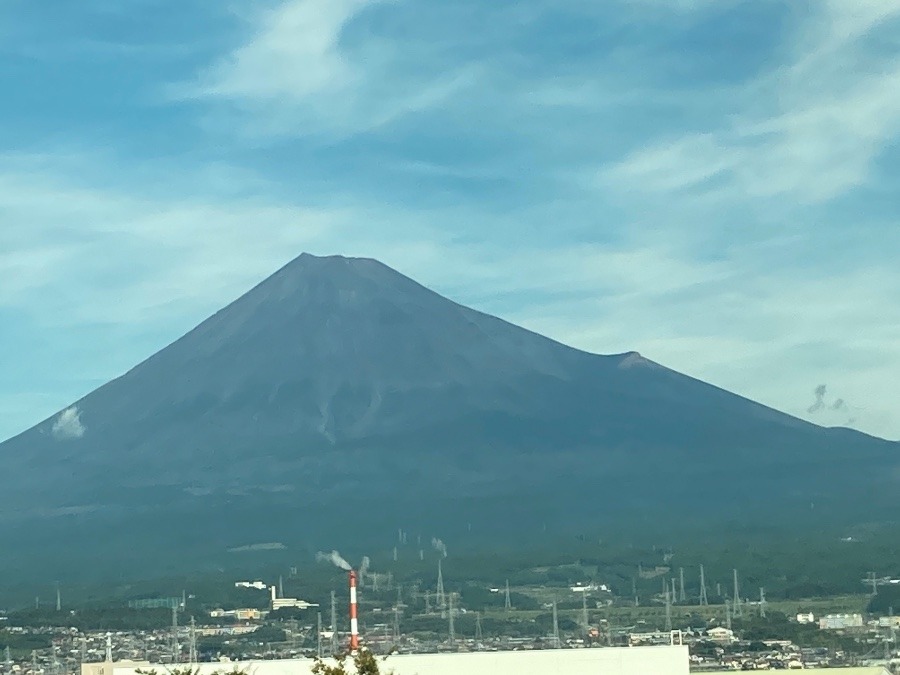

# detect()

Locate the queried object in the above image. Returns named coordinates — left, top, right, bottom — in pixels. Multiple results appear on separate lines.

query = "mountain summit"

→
left=0, top=254, right=897, bottom=578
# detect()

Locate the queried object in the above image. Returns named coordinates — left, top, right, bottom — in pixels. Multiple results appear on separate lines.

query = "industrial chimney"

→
left=349, top=570, right=359, bottom=651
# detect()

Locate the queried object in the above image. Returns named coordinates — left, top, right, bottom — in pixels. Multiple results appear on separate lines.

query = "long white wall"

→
left=107, top=645, right=689, bottom=675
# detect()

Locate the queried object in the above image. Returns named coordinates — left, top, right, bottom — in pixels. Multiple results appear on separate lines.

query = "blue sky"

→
left=1, top=0, right=898, bottom=442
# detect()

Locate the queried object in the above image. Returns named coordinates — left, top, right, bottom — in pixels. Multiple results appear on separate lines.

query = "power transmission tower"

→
left=392, top=604, right=401, bottom=644
left=105, top=635, right=112, bottom=663
left=732, top=569, right=742, bottom=617
left=393, top=547, right=398, bottom=562
left=552, top=598, right=560, bottom=649
left=56, top=583, right=61, bottom=612
left=437, top=561, right=446, bottom=616
left=716, top=582, right=722, bottom=598
left=425, top=590, right=432, bottom=615
left=6, top=646, right=13, bottom=671
left=725, top=598, right=732, bottom=631
left=699, top=565, right=709, bottom=606
left=32, top=651, right=38, bottom=675
left=632, top=577, right=639, bottom=607
left=279, top=576, right=284, bottom=599
left=504, top=580, right=512, bottom=614
left=330, top=591, right=339, bottom=655
left=869, top=571, right=879, bottom=595
left=759, top=588, right=766, bottom=619
left=670, top=578, right=677, bottom=605
left=679, top=568, right=686, bottom=603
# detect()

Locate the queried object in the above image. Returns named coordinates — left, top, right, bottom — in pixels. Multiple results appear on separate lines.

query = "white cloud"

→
left=603, top=2, right=900, bottom=204
left=52, top=406, right=85, bottom=440
left=185, top=0, right=476, bottom=137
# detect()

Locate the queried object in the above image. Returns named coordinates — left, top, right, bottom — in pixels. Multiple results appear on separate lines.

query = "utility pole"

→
left=699, top=565, right=709, bottom=606
left=448, top=593, right=456, bottom=651
left=188, top=617, right=197, bottom=664
left=581, top=590, right=589, bottom=634
left=475, top=612, right=484, bottom=647
left=171, top=605, right=179, bottom=663
left=552, top=598, right=560, bottom=649
left=664, top=588, right=672, bottom=632
left=330, top=591, right=339, bottom=655
left=679, top=568, right=686, bottom=603
left=317, top=613, right=323, bottom=659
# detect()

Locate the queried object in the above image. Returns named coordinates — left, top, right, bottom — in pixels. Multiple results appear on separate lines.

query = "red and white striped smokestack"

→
left=349, top=569, right=360, bottom=651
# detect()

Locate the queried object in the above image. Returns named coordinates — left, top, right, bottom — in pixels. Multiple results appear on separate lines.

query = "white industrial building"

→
left=819, top=613, right=865, bottom=630
left=82, top=645, right=688, bottom=675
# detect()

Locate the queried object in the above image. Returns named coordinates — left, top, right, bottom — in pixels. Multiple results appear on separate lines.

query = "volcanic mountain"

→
left=0, top=254, right=897, bottom=578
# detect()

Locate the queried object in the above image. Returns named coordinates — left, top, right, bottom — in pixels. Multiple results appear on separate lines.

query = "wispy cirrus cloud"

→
left=602, top=1, right=900, bottom=205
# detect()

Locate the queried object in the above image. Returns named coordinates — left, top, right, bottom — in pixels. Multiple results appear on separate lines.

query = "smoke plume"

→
left=316, top=550, right=352, bottom=571
left=807, top=385, right=827, bottom=413
left=52, top=406, right=86, bottom=440
left=431, top=537, right=448, bottom=558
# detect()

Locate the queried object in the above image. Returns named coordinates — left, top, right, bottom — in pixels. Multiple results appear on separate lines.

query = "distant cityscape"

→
left=3, top=560, right=900, bottom=674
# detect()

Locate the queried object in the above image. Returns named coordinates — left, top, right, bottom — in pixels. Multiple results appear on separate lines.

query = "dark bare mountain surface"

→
left=1, top=254, right=897, bottom=579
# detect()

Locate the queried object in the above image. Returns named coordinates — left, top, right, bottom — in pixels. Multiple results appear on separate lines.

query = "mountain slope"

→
left=0, top=254, right=897, bottom=578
